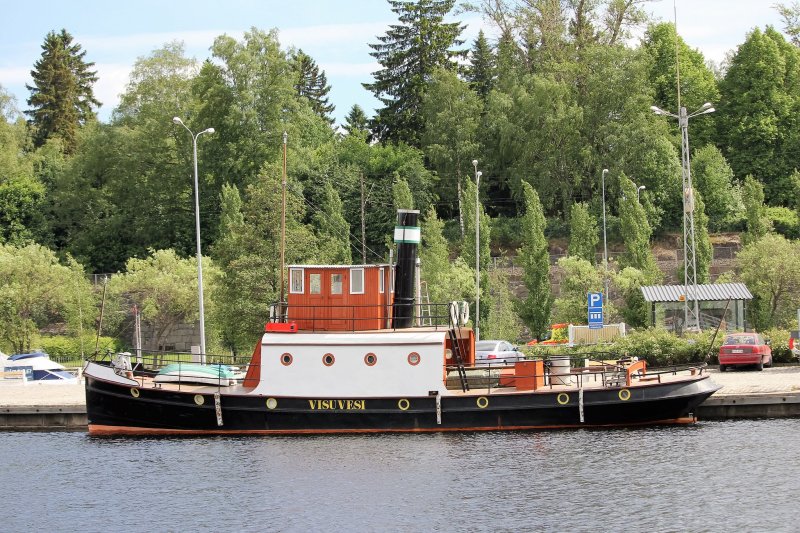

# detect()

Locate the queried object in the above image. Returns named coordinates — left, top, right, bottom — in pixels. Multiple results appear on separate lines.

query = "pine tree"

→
left=514, top=182, right=552, bottom=340
left=292, top=49, right=335, bottom=125
left=26, top=29, right=100, bottom=152
left=343, top=104, right=369, bottom=137
left=363, top=0, right=466, bottom=145
left=466, top=30, right=495, bottom=100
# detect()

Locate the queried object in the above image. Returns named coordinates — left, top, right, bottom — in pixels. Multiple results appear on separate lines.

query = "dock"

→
left=1, top=366, right=798, bottom=430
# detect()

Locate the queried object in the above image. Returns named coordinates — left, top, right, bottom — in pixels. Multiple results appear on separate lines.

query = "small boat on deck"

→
left=154, top=363, right=240, bottom=386
left=83, top=209, right=721, bottom=436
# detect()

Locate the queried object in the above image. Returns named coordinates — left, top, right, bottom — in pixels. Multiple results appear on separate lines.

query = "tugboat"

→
left=83, top=209, right=720, bottom=435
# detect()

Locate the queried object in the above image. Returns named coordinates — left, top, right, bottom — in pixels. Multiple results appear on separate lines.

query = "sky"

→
left=0, top=0, right=788, bottom=126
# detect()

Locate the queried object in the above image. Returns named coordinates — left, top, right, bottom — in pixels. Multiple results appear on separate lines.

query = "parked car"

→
left=791, top=336, right=800, bottom=362
left=719, top=332, right=773, bottom=371
left=475, top=340, right=525, bottom=366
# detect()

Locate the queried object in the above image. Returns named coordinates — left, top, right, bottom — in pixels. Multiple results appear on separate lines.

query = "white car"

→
left=474, top=340, right=525, bottom=366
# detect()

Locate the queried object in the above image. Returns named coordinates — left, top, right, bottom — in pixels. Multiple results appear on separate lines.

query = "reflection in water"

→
left=2, top=420, right=798, bottom=532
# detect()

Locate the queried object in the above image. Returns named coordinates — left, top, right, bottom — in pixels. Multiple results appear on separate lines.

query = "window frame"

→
left=350, top=268, right=365, bottom=295
left=289, top=268, right=304, bottom=294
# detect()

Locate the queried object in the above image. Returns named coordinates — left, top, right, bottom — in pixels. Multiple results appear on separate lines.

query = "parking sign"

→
left=588, top=292, right=603, bottom=329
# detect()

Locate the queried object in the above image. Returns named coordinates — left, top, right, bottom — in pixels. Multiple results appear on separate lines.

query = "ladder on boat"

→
left=420, top=281, right=433, bottom=326
left=448, top=326, right=470, bottom=393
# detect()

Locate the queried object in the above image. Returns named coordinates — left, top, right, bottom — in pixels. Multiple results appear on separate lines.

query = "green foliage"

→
left=421, top=68, right=481, bottom=226
left=736, top=233, right=800, bottom=329
left=689, top=190, right=713, bottom=285
left=39, top=335, right=118, bottom=363
left=291, top=49, right=335, bottom=125
left=392, top=179, right=414, bottom=211
left=552, top=256, right=605, bottom=324
left=618, top=174, right=660, bottom=280
left=567, top=202, right=598, bottom=264
left=766, top=206, right=800, bottom=239
left=741, top=174, right=771, bottom=246
left=481, top=268, right=524, bottom=342
left=613, top=267, right=649, bottom=328
left=719, top=27, right=800, bottom=204
left=466, top=30, right=495, bottom=100
left=515, top=183, right=552, bottom=339
left=314, top=180, right=352, bottom=264
left=419, top=207, right=475, bottom=305
left=460, top=177, right=491, bottom=324
left=365, top=0, right=466, bottom=145
left=108, top=249, right=221, bottom=351
left=0, top=243, right=94, bottom=354
left=690, top=144, right=739, bottom=231
left=26, top=29, right=100, bottom=152
left=762, top=328, right=796, bottom=363
left=343, top=105, right=369, bottom=137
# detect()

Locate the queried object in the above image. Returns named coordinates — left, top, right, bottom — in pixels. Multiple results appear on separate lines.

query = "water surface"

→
left=2, top=419, right=797, bottom=532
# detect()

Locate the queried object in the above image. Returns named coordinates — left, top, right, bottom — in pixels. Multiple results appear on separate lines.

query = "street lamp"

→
left=172, top=116, right=215, bottom=361
left=601, top=168, right=609, bottom=301
left=636, top=184, right=646, bottom=202
left=651, top=102, right=714, bottom=331
left=472, top=159, right=482, bottom=341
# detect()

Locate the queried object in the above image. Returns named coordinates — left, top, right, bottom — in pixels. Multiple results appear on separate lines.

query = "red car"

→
left=719, top=332, right=773, bottom=371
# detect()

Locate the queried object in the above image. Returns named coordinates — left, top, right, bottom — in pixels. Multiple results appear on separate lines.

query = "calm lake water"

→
left=2, top=419, right=798, bottom=532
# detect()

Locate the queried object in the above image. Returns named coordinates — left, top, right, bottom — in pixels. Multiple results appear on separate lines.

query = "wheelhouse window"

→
left=331, top=273, right=343, bottom=295
left=289, top=268, right=304, bottom=294
left=350, top=268, right=364, bottom=294
left=309, top=273, right=321, bottom=295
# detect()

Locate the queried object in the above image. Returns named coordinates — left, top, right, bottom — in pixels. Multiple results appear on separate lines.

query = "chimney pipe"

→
left=392, top=209, right=420, bottom=328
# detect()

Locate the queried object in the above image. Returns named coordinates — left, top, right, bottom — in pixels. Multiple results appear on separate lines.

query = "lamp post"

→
left=173, top=117, right=215, bottom=361
left=472, top=159, right=482, bottom=341
left=637, top=185, right=646, bottom=202
left=651, top=102, right=714, bottom=331
left=601, top=168, right=609, bottom=301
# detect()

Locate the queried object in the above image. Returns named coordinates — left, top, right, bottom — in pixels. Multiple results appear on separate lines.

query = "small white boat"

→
left=1, top=352, right=78, bottom=383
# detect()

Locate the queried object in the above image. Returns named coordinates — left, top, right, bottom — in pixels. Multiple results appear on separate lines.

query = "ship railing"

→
left=268, top=301, right=463, bottom=332
left=90, top=349, right=252, bottom=392
left=446, top=354, right=708, bottom=393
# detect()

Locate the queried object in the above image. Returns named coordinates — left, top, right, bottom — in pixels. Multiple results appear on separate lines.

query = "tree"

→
left=343, top=104, right=369, bottom=137
left=314, top=180, right=352, bottom=264
left=292, top=49, right=335, bottom=125
left=776, top=1, right=800, bottom=46
left=613, top=266, right=648, bottom=328
left=108, top=249, right=221, bottom=352
left=690, top=144, right=738, bottom=231
left=0, top=243, right=93, bottom=354
left=552, top=256, right=604, bottom=324
left=618, top=174, right=659, bottom=280
left=742, top=174, right=771, bottom=245
left=481, top=268, right=524, bottom=341
left=364, top=0, right=466, bottom=145
left=421, top=68, right=481, bottom=234
left=718, top=27, right=799, bottom=203
left=466, top=30, right=496, bottom=100
left=26, top=29, right=100, bottom=152
left=736, top=233, right=800, bottom=329
left=515, top=182, right=552, bottom=339
left=567, top=202, right=598, bottom=264
left=689, top=190, right=712, bottom=285
left=419, top=206, right=475, bottom=306
left=393, top=178, right=414, bottom=211
left=642, top=23, right=720, bottom=150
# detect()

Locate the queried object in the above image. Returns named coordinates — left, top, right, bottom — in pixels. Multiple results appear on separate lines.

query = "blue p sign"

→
left=588, top=292, right=603, bottom=308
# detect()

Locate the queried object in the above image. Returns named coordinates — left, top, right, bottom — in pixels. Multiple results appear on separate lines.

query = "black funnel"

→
left=392, top=209, right=420, bottom=329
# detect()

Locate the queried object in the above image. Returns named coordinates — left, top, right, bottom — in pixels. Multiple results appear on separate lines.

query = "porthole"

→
left=130, top=388, right=140, bottom=398
left=398, top=398, right=410, bottom=411
left=323, top=353, right=336, bottom=366
left=476, top=396, right=489, bottom=409
left=194, top=394, right=205, bottom=406
left=280, top=352, right=293, bottom=366
left=556, top=393, right=570, bottom=405
left=266, top=397, right=278, bottom=410
left=407, top=352, right=421, bottom=366
left=364, top=352, right=377, bottom=366
left=619, top=389, right=631, bottom=401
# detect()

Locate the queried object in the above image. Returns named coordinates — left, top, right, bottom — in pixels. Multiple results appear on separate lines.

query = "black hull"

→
left=85, top=375, right=720, bottom=435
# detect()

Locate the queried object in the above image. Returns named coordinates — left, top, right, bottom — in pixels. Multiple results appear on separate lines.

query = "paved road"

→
left=1, top=365, right=798, bottom=407
left=706, top=365, right=800, bottom=395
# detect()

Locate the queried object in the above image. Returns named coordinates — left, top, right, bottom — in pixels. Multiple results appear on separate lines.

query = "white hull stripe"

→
left=394, top=226, right=420, bottom=243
